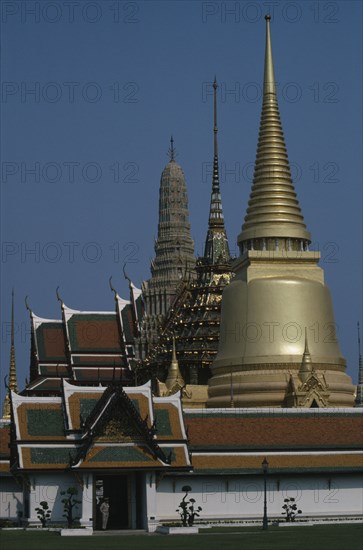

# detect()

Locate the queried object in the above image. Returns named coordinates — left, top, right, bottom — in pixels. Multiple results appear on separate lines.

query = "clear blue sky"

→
left=1, top=0, right=362, bottom=399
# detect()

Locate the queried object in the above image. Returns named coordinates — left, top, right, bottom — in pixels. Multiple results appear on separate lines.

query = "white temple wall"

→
left=156, top=474, right=363, bottom=522
left=26, top=472, right=93, bottom=526
left=0, top=475, right=23, bottom=520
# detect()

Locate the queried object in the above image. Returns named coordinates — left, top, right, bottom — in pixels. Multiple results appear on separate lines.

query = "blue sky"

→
left=1, top=0, right=362, bottom=398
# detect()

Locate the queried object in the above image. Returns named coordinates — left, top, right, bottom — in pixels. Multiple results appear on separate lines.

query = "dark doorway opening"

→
left=95, top=475, right=129, bottom=530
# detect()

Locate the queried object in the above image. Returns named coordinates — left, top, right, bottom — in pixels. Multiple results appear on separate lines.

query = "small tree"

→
left=60, top=487, right=81, bottom=528
left=176, top=486, right=202, bottom=527
left=282, top=497, right=302, bottom=522
left=35, top=501, right=52, bottom=528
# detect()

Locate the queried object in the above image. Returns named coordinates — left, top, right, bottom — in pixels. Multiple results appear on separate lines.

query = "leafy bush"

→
left=282, top=498, right=302, bottom=522
left=176, top=486, right=202, bottom=527
left=35, top=500, right=52, bottom=527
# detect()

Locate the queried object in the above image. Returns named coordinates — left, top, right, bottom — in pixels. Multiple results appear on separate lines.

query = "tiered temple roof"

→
left=26, top=283, right=143, bottom=394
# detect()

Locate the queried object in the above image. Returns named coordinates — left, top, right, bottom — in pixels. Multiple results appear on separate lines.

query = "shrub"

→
left=282, top=498, right=302, bottom=522
left=176, top=486, right=202, bottom=527
left=60, top=487, right=81, bottom=528
left=35, top=501, right=52, bottom=528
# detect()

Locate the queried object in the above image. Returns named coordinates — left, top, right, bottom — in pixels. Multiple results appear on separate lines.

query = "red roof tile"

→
left=185, top=412, right=363, bottom=450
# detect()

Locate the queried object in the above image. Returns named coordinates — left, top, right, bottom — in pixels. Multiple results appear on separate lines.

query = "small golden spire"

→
left=299, top=328, right=313, bottom=383
left=355, top=322, right=363, bottom=406
left=165, top=336, right=184, bottom=391
left=2, top=290, right=18, bottom=420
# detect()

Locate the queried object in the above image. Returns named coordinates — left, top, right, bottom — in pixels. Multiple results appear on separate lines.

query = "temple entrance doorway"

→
left=94, top=475, right=129, bottom=529
left=94, top=473, right=147, bottom=530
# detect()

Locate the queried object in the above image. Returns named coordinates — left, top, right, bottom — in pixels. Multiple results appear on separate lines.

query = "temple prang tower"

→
left=140, top=138, right=196, bottom=356
left=207, top=16, right=355, bottom=408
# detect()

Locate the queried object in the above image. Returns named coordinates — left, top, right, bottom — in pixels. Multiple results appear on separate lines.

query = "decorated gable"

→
left=11, top=381, right=191, bottom=473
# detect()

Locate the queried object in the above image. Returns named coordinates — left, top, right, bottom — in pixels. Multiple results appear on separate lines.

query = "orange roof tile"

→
left=185, top=412, right=363, bottom=450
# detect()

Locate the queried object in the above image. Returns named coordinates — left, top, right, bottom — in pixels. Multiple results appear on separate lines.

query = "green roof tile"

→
left=155, top=409, right=172, bottom=436
left=89, top=446, right=154, bottom=463
left=27, top=409, right=64, bottom=436
left=30, top=447, right=76, bottom=464
left=80, top=398, right=98, bottom=421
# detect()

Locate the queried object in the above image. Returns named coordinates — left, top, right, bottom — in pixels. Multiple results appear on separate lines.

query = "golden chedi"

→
left=207, top=16, right=355, bottom=408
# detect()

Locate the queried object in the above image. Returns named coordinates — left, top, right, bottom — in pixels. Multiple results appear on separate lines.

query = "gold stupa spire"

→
left=165, top=336, right=184, bottom=391
left=238, top=15, right=310, bottom=249
left=208, top=17, right=355, bottom=409
left=2, top=290, right=18, bottom=419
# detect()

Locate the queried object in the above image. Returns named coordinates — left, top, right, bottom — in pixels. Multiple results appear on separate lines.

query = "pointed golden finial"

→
left=2, top=290, right=18, bottom=420
left=299, top=328, right=313, bottom=383
left=165, top=335, right=184, bottom=391
left=264, top=15, right=275, bottom=96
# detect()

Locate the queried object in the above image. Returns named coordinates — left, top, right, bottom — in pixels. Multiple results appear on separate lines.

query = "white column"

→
left=79, top=473, right=93, bottom=528
left=145, top=472, right=158, bottom=532
left=26, top=476, right=42, bottom=527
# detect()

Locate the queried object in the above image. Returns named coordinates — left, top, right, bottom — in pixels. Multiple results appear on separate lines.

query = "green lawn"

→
left=1, top=524, right=362, bottom=550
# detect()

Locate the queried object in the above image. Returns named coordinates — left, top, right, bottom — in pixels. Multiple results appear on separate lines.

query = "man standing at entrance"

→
left=100, top=498, right=110, bottom=530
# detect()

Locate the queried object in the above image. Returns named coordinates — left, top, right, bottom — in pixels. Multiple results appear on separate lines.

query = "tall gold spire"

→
left=208, top=17, right=355, bottom=409
left=238, top=15, right=310, bottom=250
left=2, top=290, right=18, bottom=419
